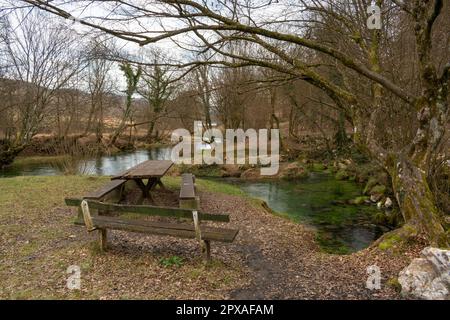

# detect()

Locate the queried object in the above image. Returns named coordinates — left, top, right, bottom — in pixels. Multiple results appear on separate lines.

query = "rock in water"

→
left=376, top=201, right=383, bottom=210
left=370, top=194, right=382, bottom=203
left=398, top=247, right=450, bottom=300
left=384, top=197, right=393, bottom=208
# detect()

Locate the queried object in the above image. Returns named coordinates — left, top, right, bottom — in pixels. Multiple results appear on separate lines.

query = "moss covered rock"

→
left=363, top=177, right=378, bottom=195
left=349, top=196, right=370, bottom=205
left=280, top=162, right=310, bottom=180
left=335, top=169, right=349, bottom=180
left=378, top=232, right=403, bottom=251
left=310, top=163, right=326, bottom=172
left=370, top=184, right=387, bottom=195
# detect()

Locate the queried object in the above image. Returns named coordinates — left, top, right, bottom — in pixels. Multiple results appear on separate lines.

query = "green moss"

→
left=310, top=163, right=326, bottom=172
left=315, top=232, right=352, bottom=255
left=378, top=232, right=402, bottom=250
left=350, top=196, right=369, bottom=205
left=363, top=177, right=378, bottom=194
left=370, top=184, right=386, bottom=195
left=402, top=224, right=418, bottom=236
left=335, top=170, right=349, bottom=180
left=373, top=212, right=388, bottom=225
left=387, top=277, right=402, bottom=292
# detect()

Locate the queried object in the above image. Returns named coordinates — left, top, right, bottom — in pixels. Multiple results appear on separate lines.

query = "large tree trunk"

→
left=352, top=94, right=448, bottom=247
left=390, top=156, right=448, bottom=246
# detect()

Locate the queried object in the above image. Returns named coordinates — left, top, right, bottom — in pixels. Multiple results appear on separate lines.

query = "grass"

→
left=0, top=175, right=247, bottom=299
left=0, top=175, right=109, bottom=218
left=12, top=155, right=69, bottom=166
left=161, top=176, right=246, bottom=197
left=179, top=164, right=224, bottom=177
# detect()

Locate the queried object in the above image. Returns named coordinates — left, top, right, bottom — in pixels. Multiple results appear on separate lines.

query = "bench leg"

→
left=203, top=240, right=211, bottom=263
left=76, top=207, right=84, bottom=224
left=99, top=229, right=107, bottom=251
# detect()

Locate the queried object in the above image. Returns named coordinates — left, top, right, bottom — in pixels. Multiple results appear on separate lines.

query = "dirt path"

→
left=229, top=243, right=281, bottom=299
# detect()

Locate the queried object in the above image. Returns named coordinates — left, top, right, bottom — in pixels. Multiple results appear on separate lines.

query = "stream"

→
left=228, top=176, right=384, bottom=254
left=0, top=147, right=384, bottom=254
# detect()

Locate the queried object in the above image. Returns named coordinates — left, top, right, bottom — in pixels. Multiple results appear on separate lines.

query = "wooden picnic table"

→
left=111, top=160, right=173, bottom=200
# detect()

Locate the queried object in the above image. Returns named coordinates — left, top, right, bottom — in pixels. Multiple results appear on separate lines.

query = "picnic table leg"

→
left=134, top=179, right=156, bottom=204
left=156, top=178, right=166, bottom=190
left=146, top=178, right=158, bottom=203
left=147, top=178, right=158, bottom=191
left=134, top=179, right=150, bottom=198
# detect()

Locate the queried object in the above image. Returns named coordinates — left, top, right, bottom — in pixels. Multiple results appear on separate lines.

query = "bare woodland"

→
left=0, top=1, right=449, bottom=247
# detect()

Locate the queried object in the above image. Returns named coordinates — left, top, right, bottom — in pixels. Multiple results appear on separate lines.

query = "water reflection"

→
left=1, top=142, right=214, bottom=177
left=0, top=147, right=172, bottom=177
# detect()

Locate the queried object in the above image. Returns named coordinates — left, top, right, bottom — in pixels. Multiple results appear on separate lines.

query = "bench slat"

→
left=84, top=179, right=127, bottom=199
left=92, top=216, right=238, bottom=243
left=64, top=199, right=230, bottom=222
left=179, top=173, right=196, bottom=199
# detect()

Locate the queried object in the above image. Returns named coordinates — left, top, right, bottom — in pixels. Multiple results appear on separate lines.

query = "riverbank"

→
left=0, top=175, right=424, bottom=299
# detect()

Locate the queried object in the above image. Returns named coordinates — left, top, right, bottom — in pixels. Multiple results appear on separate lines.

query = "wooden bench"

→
left=70, top=179, right=127, bottom=224
left=84, top=179, right=127, bottom=200
left=65, top=175, right=238, bottom=262
left=65, top=199, right=238, bottom=262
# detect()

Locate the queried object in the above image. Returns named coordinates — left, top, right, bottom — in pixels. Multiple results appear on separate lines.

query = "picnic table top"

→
left=112, top=160, right=174, bottom=180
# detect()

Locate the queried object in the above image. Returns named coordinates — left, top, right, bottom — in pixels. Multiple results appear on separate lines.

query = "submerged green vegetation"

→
left=232, top=172, right=384, bottom=254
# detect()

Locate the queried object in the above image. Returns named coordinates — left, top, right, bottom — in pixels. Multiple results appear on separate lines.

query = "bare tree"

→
left=84, top=39, right=115, bottom=143
left=0, top=9, right=84, bottom=165
left=194, top=65, right=213, bottom=129
left=17, top=0, right=450, bottom=245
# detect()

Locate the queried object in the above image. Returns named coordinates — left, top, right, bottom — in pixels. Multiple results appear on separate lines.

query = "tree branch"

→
left=21, top=0, right=415, bottom=104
